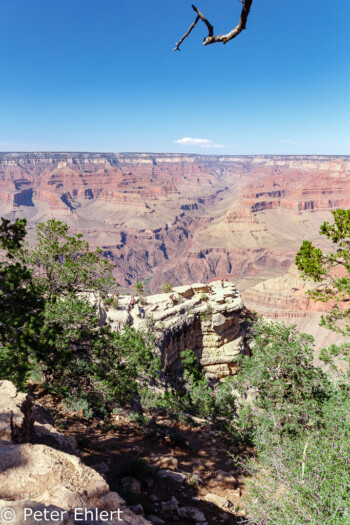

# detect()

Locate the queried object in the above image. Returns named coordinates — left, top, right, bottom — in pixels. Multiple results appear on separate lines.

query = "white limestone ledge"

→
left=103, top=280, right=247, bottom=378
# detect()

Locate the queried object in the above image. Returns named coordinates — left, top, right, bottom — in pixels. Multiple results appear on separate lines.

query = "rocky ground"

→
left=0, top=380, right=150, bottom=525
left=0, top=380, right=248, bottom=525
left=29, top=385, right=248, bottom=525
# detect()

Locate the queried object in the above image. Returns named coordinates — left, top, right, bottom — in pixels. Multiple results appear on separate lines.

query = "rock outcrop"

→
left=105, top=280, right=247, bottom=378
left=0, top=380, right=150, bottom=524
left=0, top=381, right=34, bottom=443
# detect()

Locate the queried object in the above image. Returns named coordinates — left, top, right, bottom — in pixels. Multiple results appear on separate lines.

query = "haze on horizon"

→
left=0, top=0, right=349, bottom=155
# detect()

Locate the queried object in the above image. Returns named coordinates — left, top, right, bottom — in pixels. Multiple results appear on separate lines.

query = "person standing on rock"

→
left=130, top=296, right=135, bottom=308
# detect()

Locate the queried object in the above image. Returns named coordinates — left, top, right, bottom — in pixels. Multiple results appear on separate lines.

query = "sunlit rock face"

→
left=241, top=264, right=348, bottom=360
left=103, top=280, right=247, bottom=379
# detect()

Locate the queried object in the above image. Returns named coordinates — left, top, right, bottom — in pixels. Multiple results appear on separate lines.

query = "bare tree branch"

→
left=174, top=0, right=253, bottom=51
left=192, top=5, right=214, bottom=38
left=174, top=13, right=200, bottom=51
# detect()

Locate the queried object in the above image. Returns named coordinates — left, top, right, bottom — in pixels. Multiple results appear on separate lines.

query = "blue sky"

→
left=0, top=0, right=349, bottom=154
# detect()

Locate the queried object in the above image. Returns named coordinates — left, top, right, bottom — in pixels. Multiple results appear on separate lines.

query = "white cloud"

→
left=280, top=139, right=298, bottom=144
left=173, top=137, right=226, bottom=148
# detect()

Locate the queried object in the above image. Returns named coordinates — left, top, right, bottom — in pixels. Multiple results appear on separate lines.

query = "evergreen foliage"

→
left=0, top=218, right=160, bottom=416
left=162, top=283, right=173, bottom=293
left=0, top=218, right=44, bottom=387
left=296, top=209, right=350, bottom=340
left=232, top=320, right=350, bottom=524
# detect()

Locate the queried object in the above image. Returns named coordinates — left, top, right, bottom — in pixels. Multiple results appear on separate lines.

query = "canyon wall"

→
left=1, top=152, right=349, bottom=291
left=0, top=152, right=349, bottom=349
left=241, top=265, right=347, bottom=360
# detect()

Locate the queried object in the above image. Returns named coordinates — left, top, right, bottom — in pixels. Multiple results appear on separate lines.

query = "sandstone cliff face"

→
left=241, top=265, right=346, bottom=359
left=104, top=280, right=247, bottom=379
left=0, top=380, right=150, bottom=525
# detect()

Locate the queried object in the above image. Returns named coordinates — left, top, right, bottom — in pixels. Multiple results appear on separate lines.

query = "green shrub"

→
left=245, top=428, right=350, bottom=524
left=103, top=295, right=119, bottom=309
left=162, top=283, right=173, bottom=293
left=63, top=395, right=94, bottom=419
left=200, top=304, right=214, bottom=321
left=135, top=282, right=144, bottom=296
left=231, top=319, right=350, bottom=524
left=0, top=218, right=44, bottom=388
left=230, top=319, right=331, bottom=439
left=129, top=411, right=148, bottom=426
left=0, top=218, right=162, bottom=417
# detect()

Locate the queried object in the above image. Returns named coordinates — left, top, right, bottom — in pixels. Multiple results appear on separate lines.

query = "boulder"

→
left=203, top=493, right=230, bottom=508
left=0, top=441, right=108, bottom=503
left=172, top=285, right=194, bottom=299
left=0, top=380, right=34, bottom=443
left=191, top=283, right=211, bottom=294
left=161, top=496, right=179, bottom=512
left=103, top=280, right=247, bottom=379
left=158, top=470, right=186, bottom=483
left=0, top=382, right=151, bottom=525
left=0, top=499, right=73, bottom=525
left=177, top=506, right=206, bottom=522
left=32, top=422, right=78, bottom=455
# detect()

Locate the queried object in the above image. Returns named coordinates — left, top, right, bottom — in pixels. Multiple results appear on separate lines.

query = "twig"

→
left=174, top=1, right=253, bottom=51
left=191, top=4, right=213, bottom=38
left=173, top=14, right=200, bottom=51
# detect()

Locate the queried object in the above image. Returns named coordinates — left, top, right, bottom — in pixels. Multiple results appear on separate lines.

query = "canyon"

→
left=1, top=152, right=349, bottom=349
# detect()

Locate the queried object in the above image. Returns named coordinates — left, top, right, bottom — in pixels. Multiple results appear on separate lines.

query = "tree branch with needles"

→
left=174, top=1, right=253, bottom=51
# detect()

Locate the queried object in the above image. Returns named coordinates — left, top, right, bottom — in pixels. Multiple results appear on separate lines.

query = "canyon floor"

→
left=1, top=152, right=349, bottom=349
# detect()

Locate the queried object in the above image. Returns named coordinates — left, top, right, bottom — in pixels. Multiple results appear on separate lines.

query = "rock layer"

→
left=241, top=265, right=347, bottom=358
left=105, top=280, right=247, bottom=378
